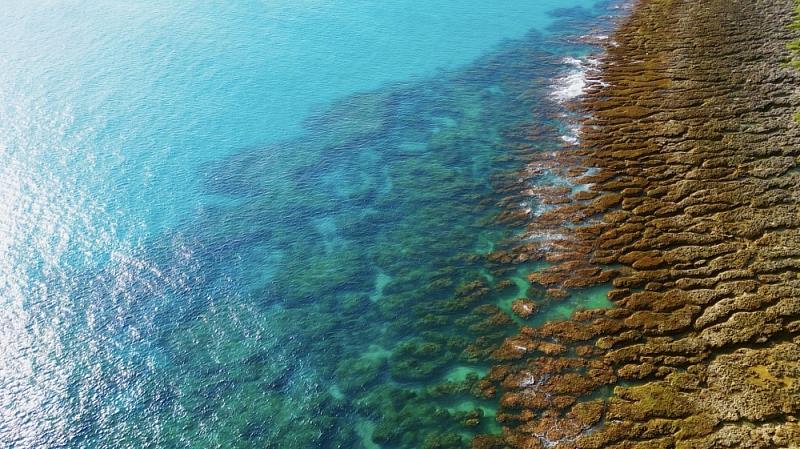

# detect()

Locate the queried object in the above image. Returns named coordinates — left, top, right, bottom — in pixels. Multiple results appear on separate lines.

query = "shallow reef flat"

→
left=477, top=0, right=800, bottom=447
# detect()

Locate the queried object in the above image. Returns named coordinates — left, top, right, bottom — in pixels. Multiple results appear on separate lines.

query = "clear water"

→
left=0, top=1, right=620, bottom=448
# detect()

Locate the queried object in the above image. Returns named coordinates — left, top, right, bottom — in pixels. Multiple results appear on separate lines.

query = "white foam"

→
left=560, top=122, right=582, bottom=145
left=534, top=201, right=562, bottom=217
left=524, top=230, right=568, bottom=243
left=551, top=56, right=604, bottom=103
left=518, top=373, right=540, bottom=387
left=552, top=69, right=587, bottom=103
left=560, top=134, right=579, bottom=145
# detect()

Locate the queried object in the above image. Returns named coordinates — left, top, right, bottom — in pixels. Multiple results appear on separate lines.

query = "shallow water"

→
left=0, top=1, right=622, bottom=448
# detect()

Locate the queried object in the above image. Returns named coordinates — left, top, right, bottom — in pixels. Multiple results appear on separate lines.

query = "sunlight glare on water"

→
left=0, top=1, right=622, bottom=447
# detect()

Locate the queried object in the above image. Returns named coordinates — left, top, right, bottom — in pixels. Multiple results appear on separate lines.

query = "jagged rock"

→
left=477, top=0, right=800, bottom=447
left=512, top=299, right=538, bottom=319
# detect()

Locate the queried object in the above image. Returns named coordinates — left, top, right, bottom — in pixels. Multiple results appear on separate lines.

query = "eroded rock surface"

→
left=479, top=0, right=800, bottom=447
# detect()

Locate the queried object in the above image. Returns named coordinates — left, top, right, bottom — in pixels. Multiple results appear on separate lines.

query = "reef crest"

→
left=479, top=0, right=800, bottom=447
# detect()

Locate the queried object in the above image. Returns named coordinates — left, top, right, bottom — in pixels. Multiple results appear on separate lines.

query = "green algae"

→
left=494, top=265, right=543, bottom=321
left=114, top=13, right=619, bottom=449
left=370, top=271, right=393, bottom=302
left=789, top=0, right=800, bottom=121
left=525, top=283, right=614, bottom=326
left=445, top=365, right=489, bottom=383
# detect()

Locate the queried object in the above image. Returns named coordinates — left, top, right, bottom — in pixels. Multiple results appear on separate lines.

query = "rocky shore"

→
left=478, top=0, right=800, bottom=447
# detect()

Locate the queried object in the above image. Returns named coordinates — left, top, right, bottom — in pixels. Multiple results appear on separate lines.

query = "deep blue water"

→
left=0, top=1, right=622, bottom=448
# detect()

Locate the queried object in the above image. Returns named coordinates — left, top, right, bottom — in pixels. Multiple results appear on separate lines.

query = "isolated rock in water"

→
left=511, top=299, right=538, bottom=318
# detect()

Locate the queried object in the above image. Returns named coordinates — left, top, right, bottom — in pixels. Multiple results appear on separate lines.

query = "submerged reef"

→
left=126, top=7, right=630, bottom=448
left=479, top=0, right=800, bottom=447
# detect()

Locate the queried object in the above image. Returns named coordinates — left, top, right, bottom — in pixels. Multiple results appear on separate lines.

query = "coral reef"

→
left=478, top=0, right=800, bottom=447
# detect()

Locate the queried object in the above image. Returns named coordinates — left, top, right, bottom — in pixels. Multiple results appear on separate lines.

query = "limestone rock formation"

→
left=478, top=0, right=800, bottom=447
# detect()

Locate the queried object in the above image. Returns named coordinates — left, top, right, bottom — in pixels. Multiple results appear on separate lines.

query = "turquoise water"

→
left=0, top=1, right=621, bottom=448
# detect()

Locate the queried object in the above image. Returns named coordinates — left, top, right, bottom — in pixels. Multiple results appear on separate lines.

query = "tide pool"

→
left=0, top=1, right=622, bottom=448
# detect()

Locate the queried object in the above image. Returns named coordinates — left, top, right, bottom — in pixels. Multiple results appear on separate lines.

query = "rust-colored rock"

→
left=512, top=299, right=538, bottom=319
left=476, top=0, right=800, bottom=447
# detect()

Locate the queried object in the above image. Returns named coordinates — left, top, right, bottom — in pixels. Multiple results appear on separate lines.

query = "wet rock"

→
left=478, top=0, right=800, bottom=447
left=511, top=299, right=538, bottom=319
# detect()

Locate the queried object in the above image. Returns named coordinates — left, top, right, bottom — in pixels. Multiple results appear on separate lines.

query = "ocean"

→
left=0, top=1, right=622, bottom=447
